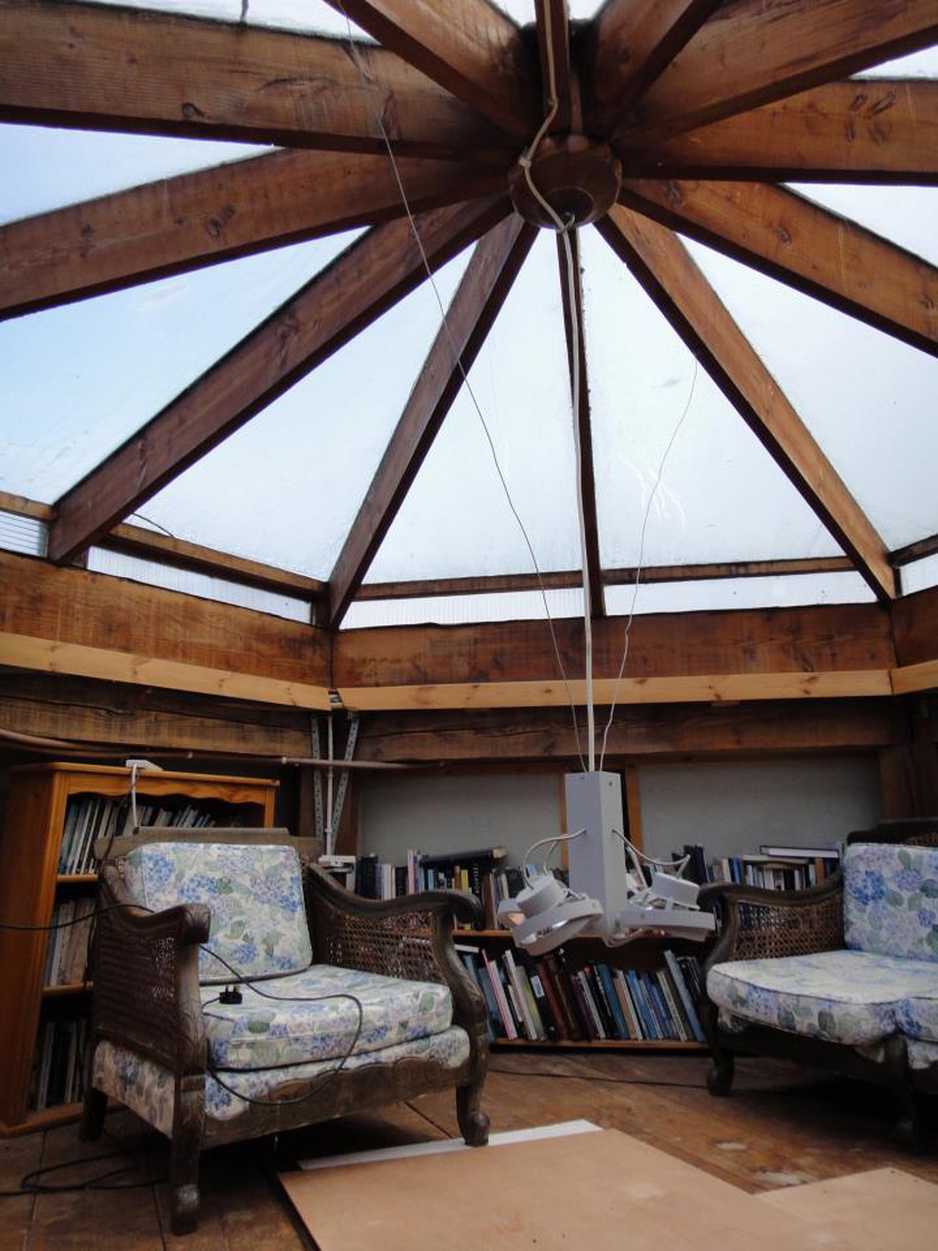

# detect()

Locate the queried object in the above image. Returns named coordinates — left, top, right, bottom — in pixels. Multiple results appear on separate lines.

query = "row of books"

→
left=458, top=943, right=706, bottom=1045
left=31, top=1017, right=88, bottom=1112
left=677, top=840, right=841, bottom=891
left=57, top=793, right=220, bottom=875
left=356, top=846, right=513, bottom=928
left=42, top=898, right=95, bottom=988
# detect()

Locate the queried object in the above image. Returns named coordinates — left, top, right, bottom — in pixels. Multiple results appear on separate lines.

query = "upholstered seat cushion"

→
left=123, top=841, right=313, bottom=983
left=707, top=949, right=938, bottom=1045
left=201, top=963, right=454, bottom=1069
left=896, top=993, right=938, bottom=1043
left=843, top=842, right=938, bottom=962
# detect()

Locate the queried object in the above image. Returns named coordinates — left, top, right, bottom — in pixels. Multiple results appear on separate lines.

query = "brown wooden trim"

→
left=328, top=214, right=536, bottom=628
left=631, top=79, right=938, bottom=185
left=326, top=0, right=539, bottom=137
left=617, top=179, right=938, bottom=358
left=0, top=492, right=52, bottom=522
left=338, top=669, right=893, bottom=711
left=892, top=659, right=938, bottom=695
left=893, top=533, right=938, bottom=567
left=581, top=0, right=720, bottom=131
left=47, top=196, right=510, bottom=565
left=618, top=0, right=938, bottom=146
left=0, top=149, right=508, bottom=320
left=0, top=0, right=514, bottom=158
left=596, top=205, right=896, bottom=602
left=0, top=631, right=333, bottom=710
left=556, top=229, right=604, bottom=618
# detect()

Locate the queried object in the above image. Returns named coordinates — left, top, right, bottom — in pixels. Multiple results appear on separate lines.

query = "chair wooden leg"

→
left=706, top=1052, right=735, bottom=1096
left=456, top=1080, right=489, bottom=1146
left=894, top=1083, right=929, bottom=1153
left=168, top=1077, right=206, bottom=1234
left=80, top=1084, right=108, bottom=1142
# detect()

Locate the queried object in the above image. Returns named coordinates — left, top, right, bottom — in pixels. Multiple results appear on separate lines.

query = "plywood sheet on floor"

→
left=756, top=1166, right=938, bottom=1251
left=278, top=1127, right=856, bottom=1251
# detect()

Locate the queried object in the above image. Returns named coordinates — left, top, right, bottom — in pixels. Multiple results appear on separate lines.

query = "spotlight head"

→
left=497, top=874, right=602, bottom=956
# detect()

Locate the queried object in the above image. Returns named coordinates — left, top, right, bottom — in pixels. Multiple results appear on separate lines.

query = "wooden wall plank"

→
left=0, top=551, right=331, bottom=685
left=890, top=583, right=938, bottom=667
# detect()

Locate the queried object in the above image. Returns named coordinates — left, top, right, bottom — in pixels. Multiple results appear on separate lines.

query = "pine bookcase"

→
left=0, top=762, right=278, bottom=1135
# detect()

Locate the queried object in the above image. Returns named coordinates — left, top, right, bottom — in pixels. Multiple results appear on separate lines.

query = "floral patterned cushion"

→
left=123, top=841, right=312, bottom=983
left=896, top=993, right=938, bottom=1043
left=200, top=963, right=454, bottom=1069
left=907, top=1038, right=938, bottom=1072
left=707, top=949, right=938, bottom=1045
left=843, top=842, right=938, bottom=962
left=94, top=1026, right=472, bottom=1127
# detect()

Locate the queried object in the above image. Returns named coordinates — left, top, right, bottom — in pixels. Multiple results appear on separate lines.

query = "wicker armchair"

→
left=81, top=828, right=489, bottom=1234
left=698, top=820, right=938, bottom=1147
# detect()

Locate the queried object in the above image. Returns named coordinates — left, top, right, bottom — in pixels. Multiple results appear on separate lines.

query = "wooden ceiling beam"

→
left=0, top=147, right=507, bottom=321
left=534, top=0, right=574, bottom=134
left=329, top=213, right=536, bottom=628
left=596, top=205, right=897, bottom=602
left=581, top=0, right=721, bottom=132
left=47, top=196, right=511, bottom=565
left=618, top=178, right=938, bottom=357
left=557, top=230, right=604, bottom=618
left=0, top=0, right=513, bottom=158
left=322, top=0, right=540, bottom=138
left=617, top=0, right=938, bottom=147
left=632, top=79, right=938, bottom=184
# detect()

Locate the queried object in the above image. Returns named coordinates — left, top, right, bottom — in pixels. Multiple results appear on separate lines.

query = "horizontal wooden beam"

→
left=0, top=0, right=513, bottom=158
left=0, top=631, right=333, bottom=710
left=633, top=79, right=938, bottom=184
left=891, top=658, right=938, bottom=695
left=338, top=669, right=893, bottom=711
left=1, top=148, right=508, bottom=320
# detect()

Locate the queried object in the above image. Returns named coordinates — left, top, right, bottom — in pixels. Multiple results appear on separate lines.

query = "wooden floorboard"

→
left=1, top=1054, right=935, bottom=1249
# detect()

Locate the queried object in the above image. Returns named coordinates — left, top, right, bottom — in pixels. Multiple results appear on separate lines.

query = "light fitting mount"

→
left=509, top=134, right=622, bottom=230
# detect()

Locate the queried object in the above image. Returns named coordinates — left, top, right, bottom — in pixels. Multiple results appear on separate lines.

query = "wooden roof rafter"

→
left=617, top=178, right=938, bottom=358
left=46, top=196, right=512, bottom=565
left=596, top=204, right=897, bottom=602
left=0, top=0, right=516, bottom=159
left=615, top=0, right=938, bottom=147
left=0, top=148, right=509, bottom=321
left=328, top=211, right=537, bottom=628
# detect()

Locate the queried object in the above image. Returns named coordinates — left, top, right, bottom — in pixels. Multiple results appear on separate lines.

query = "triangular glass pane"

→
left=142, top=246, right=474, bottom=577
left=580, top=227, right=842, bottom=572
left=0, top=124, right=271, bottom=224
left=789, top=185, right=938, bottom=267
left=0, top=233, right=358, bottom=501
left=684, top=238, right=938, bottom=553
left=366, top=230, right=581, bottom=584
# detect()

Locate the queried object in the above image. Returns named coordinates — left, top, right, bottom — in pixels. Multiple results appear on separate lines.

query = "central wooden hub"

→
left=509, top=134, right=622, bottom=230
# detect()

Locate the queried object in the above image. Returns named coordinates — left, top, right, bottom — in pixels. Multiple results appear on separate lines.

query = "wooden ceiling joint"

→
left=596, top=204, right=897, bottom=603
left=47, top=196, right=512, bottom=565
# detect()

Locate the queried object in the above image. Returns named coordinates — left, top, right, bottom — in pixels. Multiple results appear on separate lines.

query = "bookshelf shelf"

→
left=0, top=761, right=278, bottom=1136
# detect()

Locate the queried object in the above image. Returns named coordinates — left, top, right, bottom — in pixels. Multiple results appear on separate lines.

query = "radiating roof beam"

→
left=0, top=148, right=507, bottom=321
left=322, top=0, right=540, bottom=138
left=329, top=213, right=536, bottom=628
left=47, top=196, right=511, bottom=566
left=534, top=0, right=575, bottom=134
left=596, top=205, right=897, bottom=602
left=581, top=0, right=720, bottom=133
left=618, top=178, right=938, bottom=358
left=0, top=0, right=514, bottom=158
left=557, top=230, right=604, bottom=618
left=633, top=79, right=938, bottom=185
left=617, top=0, right=938, bottom=147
